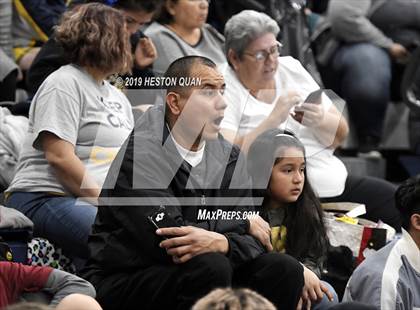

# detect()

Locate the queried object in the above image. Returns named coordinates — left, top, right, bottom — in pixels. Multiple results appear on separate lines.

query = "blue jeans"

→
left=6, top=192, right=97, bottom=259
left=328, top=43, right=392, bottom=141
left=312, top=281, right=339, bottom=310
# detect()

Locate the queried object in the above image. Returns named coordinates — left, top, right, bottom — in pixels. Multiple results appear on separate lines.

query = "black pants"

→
left=321, top=174, right=401, bottom=231
left=94, top=252, right=304, bottom=310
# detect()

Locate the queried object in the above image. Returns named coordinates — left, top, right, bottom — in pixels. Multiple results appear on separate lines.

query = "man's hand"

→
left=248, top=216, right=273, bottom=251
left=292, top=103, right=325, bottom=127
left=297, top=266, right=333, bottom=310
left=389, top=43, right=409, bottom=62
left=134, top=37, right=158, bottom=69
left=157, top=226, right=229, bottom=264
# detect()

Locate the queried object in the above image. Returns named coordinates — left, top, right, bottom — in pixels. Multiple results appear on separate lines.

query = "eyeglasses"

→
left=243, top=41, right=283, bottom=62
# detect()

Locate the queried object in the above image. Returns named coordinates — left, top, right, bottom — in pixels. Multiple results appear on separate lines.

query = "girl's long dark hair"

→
left=247, top=128, right=328, bottom=263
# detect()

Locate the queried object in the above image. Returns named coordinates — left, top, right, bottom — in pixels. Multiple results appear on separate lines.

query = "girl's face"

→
left=268, top=147, right=305, bottom=206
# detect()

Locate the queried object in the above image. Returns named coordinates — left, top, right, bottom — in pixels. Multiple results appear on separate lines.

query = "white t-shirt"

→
left=170, top=131, right=205, bottom=168
left=8, top=64, right=134, bottom=194
left=220, top=56, right=347, bottom=197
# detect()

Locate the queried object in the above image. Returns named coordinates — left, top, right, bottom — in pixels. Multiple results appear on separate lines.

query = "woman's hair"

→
left=156, top=0, right=178, bottom=25
left=192, top=288, right=276, bottom=310
left=224, top=10, right=280, bottom=61
left=55, top=3, right=132, bottom=75
left=247, top=128, right=328, bottom=263
left=395, top=175, right=420, bottom=230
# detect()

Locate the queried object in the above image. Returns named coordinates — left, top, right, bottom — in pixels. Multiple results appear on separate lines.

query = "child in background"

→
left=247, top=128, right=338, bottom=310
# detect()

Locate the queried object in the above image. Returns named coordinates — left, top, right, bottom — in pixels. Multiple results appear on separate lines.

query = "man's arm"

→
left=157, top=147, right=269, bottom=267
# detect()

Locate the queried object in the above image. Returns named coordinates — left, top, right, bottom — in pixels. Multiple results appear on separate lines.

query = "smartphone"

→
left=292, top=89, right=323, bottom=123
left=304, top=89, right=323, bottom=104
left=148, top=206, right=181, bottom=232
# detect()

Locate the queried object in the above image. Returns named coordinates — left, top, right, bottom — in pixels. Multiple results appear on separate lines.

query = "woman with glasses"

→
left=145, top=0, right=225, bottom=75
left=220, top=10, right=401, bottom=234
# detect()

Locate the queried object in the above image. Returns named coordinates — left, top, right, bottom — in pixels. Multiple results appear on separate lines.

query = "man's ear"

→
left=166, top=92, right=182, bottom=116
left=410, top=213, right=420, bottom=231
left=228, top=49, right=240, bottom=71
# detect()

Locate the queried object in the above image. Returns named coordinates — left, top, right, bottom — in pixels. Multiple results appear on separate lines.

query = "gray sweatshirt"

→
left=328, top=0, right=393, bottom=49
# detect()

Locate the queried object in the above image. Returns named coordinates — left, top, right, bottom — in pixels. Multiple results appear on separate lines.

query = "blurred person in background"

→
left=317, top=0, right=420, bottom=156
left=145, top=0, right=225, bottom=75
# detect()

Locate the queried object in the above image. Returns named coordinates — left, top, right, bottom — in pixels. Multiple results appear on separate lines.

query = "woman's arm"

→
left=317, top=104, right=349, bottom=148
left=40, top=132, right=100, bottom=204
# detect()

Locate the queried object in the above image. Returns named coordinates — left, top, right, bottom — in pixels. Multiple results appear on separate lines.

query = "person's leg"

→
left=311, top=281, right=339, bottom=310
left=321, top=175, right=401, bottom=231
left=94, top=252, right=232, bottom=310
left=233, top=252, right=304, bottom=310
left=6, top=192, right=97, bottom=258
left=332, top=43, right=392, bottom=151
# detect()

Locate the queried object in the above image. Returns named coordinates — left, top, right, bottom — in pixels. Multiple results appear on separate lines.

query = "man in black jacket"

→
left=83, top=56, right=304, bottom=310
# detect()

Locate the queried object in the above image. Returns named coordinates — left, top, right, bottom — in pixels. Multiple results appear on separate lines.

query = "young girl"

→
left=247, top=128, right=338, bottom=309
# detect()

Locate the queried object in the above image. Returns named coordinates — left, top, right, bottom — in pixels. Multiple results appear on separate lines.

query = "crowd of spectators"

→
left=0, top=0, right=419, bottom=309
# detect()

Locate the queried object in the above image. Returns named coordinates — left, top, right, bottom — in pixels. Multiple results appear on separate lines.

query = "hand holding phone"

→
left=148, top=206, right=181, bottom=239
left=292, top=89, right=324, bottom=123
left=133, top=31, right=158, bottom=68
